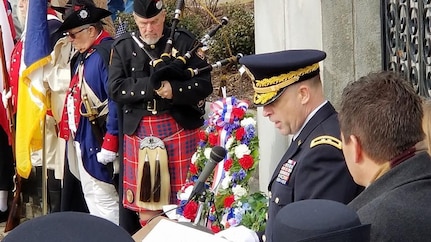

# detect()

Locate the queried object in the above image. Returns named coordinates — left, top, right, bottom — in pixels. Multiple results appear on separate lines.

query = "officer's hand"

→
left=2, top=88, right=11, bottom=109
left=214, top=225, right=259, bottom=242
left=96, top=148, right=117, bottom=165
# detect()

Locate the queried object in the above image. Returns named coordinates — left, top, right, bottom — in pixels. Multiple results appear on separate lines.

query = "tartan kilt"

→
left=123, top=113, right=199, bottom=212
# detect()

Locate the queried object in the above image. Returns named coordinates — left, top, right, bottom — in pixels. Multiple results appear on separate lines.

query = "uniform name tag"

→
left=276, top=159, right=296, bottom=185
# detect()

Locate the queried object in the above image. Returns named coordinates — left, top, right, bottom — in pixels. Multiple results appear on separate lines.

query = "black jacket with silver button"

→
left=108, top=26, right=213, bottom=135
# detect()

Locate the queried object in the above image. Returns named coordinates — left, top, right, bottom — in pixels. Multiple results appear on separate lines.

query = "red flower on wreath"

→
left=235, top=127, right=245, bottom=140
left=189, top=163, right=198, bottom=175
left=211, top=225, right=221, bottom=233
left=239, top=154, right=254, bottom=170
left=232, top=107, right=245, bottom=120
left=208, top=132, right=219, bottom=146
left=183, top=201, right=198, bottom=220
left=224, top=195, right=235, bottom=208
left=224, top=158, right=233, bottom=171
left=198, top=130, right=207, bottom=141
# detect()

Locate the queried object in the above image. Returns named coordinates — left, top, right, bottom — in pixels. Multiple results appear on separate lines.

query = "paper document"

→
left=142, top=219, right=229, bottom=242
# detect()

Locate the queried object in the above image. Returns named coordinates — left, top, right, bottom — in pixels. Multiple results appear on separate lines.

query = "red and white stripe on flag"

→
left=0, top=0, right=15, bottom=90
left=0, top=0, right=15, bottom=143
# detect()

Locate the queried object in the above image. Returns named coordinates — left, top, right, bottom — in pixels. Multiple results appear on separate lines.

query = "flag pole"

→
left=0, top=25, right=22, bottom=232
left=42, top=115, right=48, bottom=215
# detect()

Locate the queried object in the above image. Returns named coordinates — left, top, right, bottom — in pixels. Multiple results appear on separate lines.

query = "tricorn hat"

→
left=134, top=0, right=164, bottom=18
left=239, top=49, right=326, bottom=106
left=272, top=199, right=371, bottom=242
left=57, top=3, right=112, bottom=32
left=51, top=0, right=72, bottom=15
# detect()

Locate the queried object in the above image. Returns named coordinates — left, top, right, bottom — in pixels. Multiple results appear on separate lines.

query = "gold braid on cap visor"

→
left=252, top=63, right=320, bottom=105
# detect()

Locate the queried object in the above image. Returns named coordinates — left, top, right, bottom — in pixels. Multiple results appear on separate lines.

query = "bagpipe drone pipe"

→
left=131, top=0, right=238, bottom=90
left=147, top=15, right=233, bottom=90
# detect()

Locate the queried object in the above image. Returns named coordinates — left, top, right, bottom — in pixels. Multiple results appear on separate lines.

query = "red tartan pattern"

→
left=123, top=113, right=199, bottom=212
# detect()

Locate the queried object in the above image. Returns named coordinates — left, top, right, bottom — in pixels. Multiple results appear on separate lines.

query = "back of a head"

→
left=3, top=212, right=134, bottom=242
left=272, top=199, right=370, bottom=242
left=339, top=71, right=424, bottom=162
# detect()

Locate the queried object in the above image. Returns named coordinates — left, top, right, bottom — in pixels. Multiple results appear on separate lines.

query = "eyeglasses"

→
left=64, top=26, right=90, bottom=39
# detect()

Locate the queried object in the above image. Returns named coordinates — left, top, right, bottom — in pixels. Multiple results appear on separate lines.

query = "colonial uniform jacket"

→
left=264, top=102, right=361, bottom=242
left=348, top=151, right=431, bottom=241
left=108, top=26, right=213, bottom=135
left=59, top=34, right=118, bottom=183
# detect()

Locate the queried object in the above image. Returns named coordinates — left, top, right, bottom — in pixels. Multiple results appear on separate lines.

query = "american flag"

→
left=115, top=17, right=128, bottom=38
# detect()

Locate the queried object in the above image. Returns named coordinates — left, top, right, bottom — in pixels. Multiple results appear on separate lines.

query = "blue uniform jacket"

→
left=72, top=37, right=118, bottom=183
left=264, top=102, right=361, bottom=242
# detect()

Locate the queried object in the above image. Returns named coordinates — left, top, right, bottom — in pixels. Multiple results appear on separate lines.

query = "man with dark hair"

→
left=339, top=71, right=431, bottom=241
left=57, top=0, right=120, bottom=224
left=108, top=0, right=212, bottom=233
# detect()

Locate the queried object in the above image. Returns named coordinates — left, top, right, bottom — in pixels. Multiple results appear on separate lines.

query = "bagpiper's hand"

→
left=215, top=225, right=259, bottom=242
left=2, top=89, right=12, bottom=109
left=150, top=60, right=189, bottom=90
left=96, top=148, right=117, bottom=165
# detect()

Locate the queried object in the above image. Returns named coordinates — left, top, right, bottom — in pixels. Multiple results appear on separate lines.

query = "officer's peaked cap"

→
left=239, top=49, right=326, bottom=106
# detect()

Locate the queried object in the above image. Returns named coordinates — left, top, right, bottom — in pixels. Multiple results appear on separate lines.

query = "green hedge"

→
left=114, top=1, right=255, bottom=63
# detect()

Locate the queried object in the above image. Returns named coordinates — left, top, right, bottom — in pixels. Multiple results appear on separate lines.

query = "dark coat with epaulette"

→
left=264, top=102, right=362, bottom=242
left=348, top=151, right=431, bottom=242
left=108, top=26, right=213, bottom=135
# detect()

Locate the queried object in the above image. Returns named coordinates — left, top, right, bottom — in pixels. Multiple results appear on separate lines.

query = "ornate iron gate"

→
left=382, top=0, right=431, bottom=97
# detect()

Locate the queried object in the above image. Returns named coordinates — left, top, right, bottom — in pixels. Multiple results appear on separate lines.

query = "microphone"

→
left=188, top=146, right=227, bottom=201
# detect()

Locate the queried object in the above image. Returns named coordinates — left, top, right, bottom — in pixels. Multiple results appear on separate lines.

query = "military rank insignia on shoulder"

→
left=310, top=135, right=342, bottom=150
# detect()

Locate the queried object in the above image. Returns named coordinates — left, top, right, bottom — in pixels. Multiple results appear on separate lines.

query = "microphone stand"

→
left=193, top=191, right=207, bottom=226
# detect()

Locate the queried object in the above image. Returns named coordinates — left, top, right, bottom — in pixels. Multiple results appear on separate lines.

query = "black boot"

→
left=48, top=191, right=61, bottom=213
left=48, top=169, right=62, bottom=213
left=0, top=209, right=8, bottom=223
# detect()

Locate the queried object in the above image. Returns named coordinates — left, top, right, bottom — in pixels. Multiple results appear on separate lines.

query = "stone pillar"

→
left=321, top=0, right=381, bottom=108
left=254, top=0, right=323, bottom=192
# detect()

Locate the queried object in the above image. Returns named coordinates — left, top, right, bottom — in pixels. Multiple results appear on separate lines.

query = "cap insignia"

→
left=78, top=9, right=89, bottom=19
left=155, top=0, right=163, bottom=9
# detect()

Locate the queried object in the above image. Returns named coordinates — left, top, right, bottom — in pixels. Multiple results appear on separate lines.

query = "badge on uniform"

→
left=276, top=159, right=296, bottom=185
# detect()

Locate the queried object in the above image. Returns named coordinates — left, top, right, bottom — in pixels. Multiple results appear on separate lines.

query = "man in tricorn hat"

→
left=57, top=0, right=120, bottom=225
left=108, top=0, right=212, bottom=233
left=218, top=50, right=362, bottom=242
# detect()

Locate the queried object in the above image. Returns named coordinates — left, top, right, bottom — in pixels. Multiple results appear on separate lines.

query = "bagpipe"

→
left=131, top=0, right=242, bottom=90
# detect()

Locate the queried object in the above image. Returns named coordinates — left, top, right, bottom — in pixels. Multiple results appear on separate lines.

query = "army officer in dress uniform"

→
left=218, top=49, right=362, bottom=242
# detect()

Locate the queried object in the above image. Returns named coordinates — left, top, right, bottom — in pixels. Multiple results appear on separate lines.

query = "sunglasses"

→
left=64, top=26, right=90, bottom=39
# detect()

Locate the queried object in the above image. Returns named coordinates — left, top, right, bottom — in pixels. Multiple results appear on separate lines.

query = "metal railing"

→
left=382, top=0, right=431, bottom=97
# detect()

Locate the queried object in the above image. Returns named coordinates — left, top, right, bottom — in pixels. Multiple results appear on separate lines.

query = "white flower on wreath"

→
left=221, top=172, right=231, bottom=189
left=204, top=147, right=212, bottom=159
left=191, top=152, right=198, bottom=164
left=232, top=185, right=247, bottom=199
left=234, top=144, right=251, bottom=159
left=178, top=185, right=193, bottom=201
left=241, top=117, right=256, bottom=128
left=225, top=136, right=234, bottom=150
